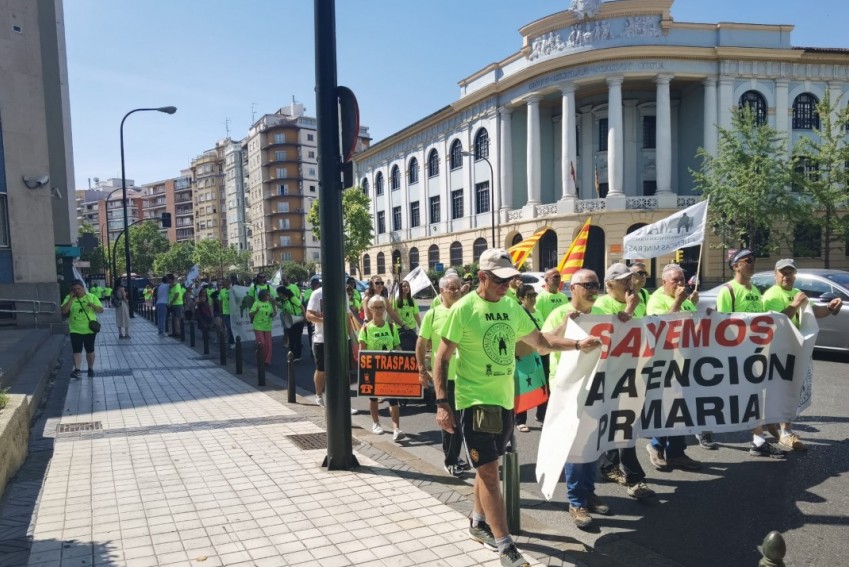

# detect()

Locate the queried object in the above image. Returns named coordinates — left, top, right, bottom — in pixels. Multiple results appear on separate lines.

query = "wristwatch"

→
left=435, top=398, right=449, bottom=404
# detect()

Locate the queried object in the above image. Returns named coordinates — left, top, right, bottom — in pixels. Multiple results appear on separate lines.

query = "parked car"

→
left=697, top=269, right=849, bottom=353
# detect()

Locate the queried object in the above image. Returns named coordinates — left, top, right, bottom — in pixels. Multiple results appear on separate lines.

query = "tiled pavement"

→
left=9, top=311, right=556, bottom=567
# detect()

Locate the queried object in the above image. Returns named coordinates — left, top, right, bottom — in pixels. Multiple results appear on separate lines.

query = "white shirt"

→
left=306, top=287, right=349, bottom=344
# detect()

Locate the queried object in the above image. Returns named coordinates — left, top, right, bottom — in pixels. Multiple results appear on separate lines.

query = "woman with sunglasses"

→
left=395, top=280, right=422, bottom=351
left=363, top=275, right=403, bottom=326
left=628, top=262, right=649, bottom=318
left=514, top=284, right=545, bottom=433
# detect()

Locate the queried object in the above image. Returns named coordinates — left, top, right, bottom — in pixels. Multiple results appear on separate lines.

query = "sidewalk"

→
left=16, top=310, right=559, bottom=567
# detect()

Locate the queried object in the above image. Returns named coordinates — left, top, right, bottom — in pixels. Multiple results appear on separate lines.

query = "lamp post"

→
left=121, top=106, right=177, bottom=317
left=461, top=150, right=497, bottom=248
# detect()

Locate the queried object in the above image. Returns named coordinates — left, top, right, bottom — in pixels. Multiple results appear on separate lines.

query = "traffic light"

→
left=161, top=212, right=172, bottom=228
left=674, top=250, right=683, bottom=263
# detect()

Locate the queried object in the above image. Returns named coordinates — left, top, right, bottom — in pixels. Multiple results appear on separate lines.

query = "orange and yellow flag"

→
left=557, top=218, right=592, bottom=280
left=507, top=226, right=550, bottom=269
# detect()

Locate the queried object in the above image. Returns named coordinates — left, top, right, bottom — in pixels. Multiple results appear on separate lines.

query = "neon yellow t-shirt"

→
left=169, top=284, right=186, bottom=306
left=248, top=283, right=273, bottom=300
left=442, top=292, right=536, bottom=410
left=646, top=288, right=696, bottom=315
left=762, top=285, right=800, bottom=327
left=219, top=288, right=231, bottom=315
left=396, top=301, right=418, bottom=328
left=541, top=303, right=605, bottom=382
left=594, top=294, right=645, bottom=318
left=505, top=288, right=518, bottom=304
left=419, top=304, right=457, bottom=381
left=358, top=320, right=400, bottom=351
left=250, top=300, right=275, bottom=331
left=536, top=290, right=569, bottom=322
left=63, top=293, right=103, bottom=335
left=716, top=280, right=764, bottom=313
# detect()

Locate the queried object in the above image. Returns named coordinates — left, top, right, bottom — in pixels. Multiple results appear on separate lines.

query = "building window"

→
left=792, top=157, right=819, bottom=192
left=598, top=118, right=608, bottom=152
left=275, top=168, right=288, bottom=178
left=362, top=178, right=369, bottom=195
left=392, top=206, right=401, bottom=231
left=450, top=241, right=463, bottom=267
left=450, top=140, right=463, bottom=170
left=278, top=184, right=288, bottom=195
left=430, top=196, right=441, bottom=223
left=310, top=185, right=316, bottom=192
left=475, top=182, right=490, bottom=214
left=377, top=252, right=386, bottom=274
left=598, top=183, right=609, bottom=198
left=363, top=254, right=371, bottom=275
left=377, top=211, right=386, bottom=234
left=793, top=93, right=820, bottom=130
left=410, top=201, right=420, bottom=228
left=428, top=244, right=440, bottom=269
left=279, top=236, right=291, bottom=247
left=390, top=165, right=401, bottom=191
left=642, top=180, right=656, bottom=196
left=793, top=223, right=822, bottom=257
left=274, top=133, right=285, bottom=144
left=308, top=150, right=315, bottom=158
left=474, top=128, right=489, bottom=159
left=428, top=149, right=440, bottom=177
left=308, top=168, right=316, bottom=176
left=375, top=172, right=384, bottom=195
left=739, top=90, right=767, bottom=126
left=642, top=116, right=656, bottom=149
left=307, top=133, right=314, bottom=141
left=408, top=158, right=419, bottom=184
left=277, top=202, right=289, bottom=213
left=473, top=238, right=488, bottom=260
left=451, top=189, right=464, bottom=219
left=275, top=151, right=286, bottom=161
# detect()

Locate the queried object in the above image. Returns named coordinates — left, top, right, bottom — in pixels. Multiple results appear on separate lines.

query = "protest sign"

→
left=622, top=200, right=707, bottom=259
left=358, top=350, right=423, bottom=399
left=228, top=284, right=285, bottom=342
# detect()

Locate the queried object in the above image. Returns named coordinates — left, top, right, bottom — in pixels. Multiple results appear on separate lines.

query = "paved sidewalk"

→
left=21, top=310, right=549, bottom=567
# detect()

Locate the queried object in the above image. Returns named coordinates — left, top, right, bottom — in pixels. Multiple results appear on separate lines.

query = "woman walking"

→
left=394, top=280, right=421, bottom=351
left=277, top=286, right=306, bottom=361
left=250, top=289, right=277, bottom=366
left=114, top=279, right=131, bottom=339
left=61, top=279, right=104, bottom=378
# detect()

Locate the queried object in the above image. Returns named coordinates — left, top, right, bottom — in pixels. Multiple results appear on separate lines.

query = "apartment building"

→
left=223, top=139, right=248, bottom=251
left=98, top=188, right=143, bottom=244
left=191, top=141, right=227, bottom=243
left=140, top=178, right=177, bottom=242
left=173, top=171, right=194, bottom=243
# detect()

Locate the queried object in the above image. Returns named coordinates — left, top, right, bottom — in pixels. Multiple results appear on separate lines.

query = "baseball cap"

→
left=604, top=263, right=633, bottom=282
left=775, top=258, right=796, bottom=271
left=728, top=249, right=754, bottom=268
left=479, top=248, right=520, bottom=279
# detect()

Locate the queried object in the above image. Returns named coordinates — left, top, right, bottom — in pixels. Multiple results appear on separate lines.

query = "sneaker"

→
left=87, top=368, right=95, bottom=378
left=456, top=459, right=471, bottom=471
left=468, top=520, right=497, bottom=551
left=645, top=443, right=669, bottom=470
left=350, top=408, right=358, bottom=415
left=372, top=422, right=384, bottom=435
left=499, top=544, right=530, bottom=567
left=627, top=481, right=656, bottom=500
left=70, top=368, right=81, bottom=379
left=587, top=493, right=611, bottom=516
left=392, top=429, right=406, bottom=442
left=778, top=433, right=807, bottom=452
left=748, top=441, right=786, bottom=459
left=315, top=395, right=325, bottom=408
left=600, top=467, right=627, bottom=485
left=766, top=424, right=781, bottom=440
left=696, top=432, right=718, bottom=450
left=569, top=505, right=593, bottom=529
left=443, top=464, right=464, bottom=478
left=666, top=454, right=703, bottom=471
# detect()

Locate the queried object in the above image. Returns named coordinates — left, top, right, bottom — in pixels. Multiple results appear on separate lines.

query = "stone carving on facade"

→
left=568, top=0, right=603, bottom=20
left=527, top=14, right=658, bottom=60
left=626, top=196, right=658, bottom=210
left=677, top=196, right=699, bottom=208
left=622, top=16, right=661, bottom=38
left=529, top=32, right=567, bottom=61
left=536, top=203, right=559, bottom=217
left=507, top=209, right=524, bottom=221
left=576, top=199, right=607, bottom=213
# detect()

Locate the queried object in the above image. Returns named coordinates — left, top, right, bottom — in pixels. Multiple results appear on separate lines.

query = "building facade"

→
left=354, top=0, right=849, bottom=285
left=174, top=171, right=194, bottom=243
left=140, top=178, right=177, bottom=242
left=191, top=141, right=227, bottom=243
left=224, top=139, right=248, bottom=251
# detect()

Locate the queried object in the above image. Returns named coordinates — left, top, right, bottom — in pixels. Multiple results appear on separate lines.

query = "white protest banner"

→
left=536, top=309, right=817, bottom=500
left=622, top=200, right=708, bottom=259
left=72, top=266, right=88, bottom=293
left=228, top=284, right=285, bottom=342
left=185, top=264, right=200, bottom=288
left=403, top=266, right=433, bottom=297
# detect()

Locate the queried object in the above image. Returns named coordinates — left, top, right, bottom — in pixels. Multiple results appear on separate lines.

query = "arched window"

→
left=450, top=241, right=463, bottom=267
left=390, top=165, right=400, bottom=191
left=450, top=140, right=463, bottom=171
left=585, top=225, right=605, bottom=279
left=793, top=93, right=820, bottom=130
left=363, top=254, right=371, bottom=276
left=427, top=149, right=439, bottom=178
left=511, top=233, right=523, bottom=247
left=391, top=249, right=402, bottom=274
left=375, top=172, right=384, bottom=195
left=376, top=252, right=386, bottom=274
left=539, top=231, right=558, bottom=270
left=409, top=247, right=419, bottom=270
left=428, top=244, right=440, bottom=269
left=408, top=157, right=419, bottom=185
left=361, top=178, right=369, bottom=195
left=473, top=238, right=488, bottom=261
left=739, top=90, right=767, bottom=126
left=474, top=128, right=489, bottom=159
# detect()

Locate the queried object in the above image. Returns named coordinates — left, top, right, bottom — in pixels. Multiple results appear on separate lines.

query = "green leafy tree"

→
left=193, top=239, right=238, bottom=278
left=114, top=221, right=169, bottom=276
left=692, top=107, right=799, bottom=255
left=279, top=261, right=310, bottom=284
left=792, top=91, right=849, bottom=267
left=307, top=187, right=373, bottom=276
left=153, top=242, right=195, bottom=276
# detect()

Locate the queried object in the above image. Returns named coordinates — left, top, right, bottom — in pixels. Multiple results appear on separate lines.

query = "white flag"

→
left=72, top=266, right=88, bottom=293
left=269, top=268, right=282, bottom=286
left=622, top=200, right=708, bottom=259
left=403, top=266, right=433, bottom=297
left=185, top=264, right=200, bottom=288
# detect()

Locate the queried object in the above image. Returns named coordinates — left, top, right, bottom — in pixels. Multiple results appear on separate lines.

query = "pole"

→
left=257, top=341, right=266, bottom=387
left=315, top=0, right=357, bottom=470
left=235, top=336, right=243, bottom=374
left=287, top=352, right=296, bottom=403
left=120, top=111, right=134, bottom=318
left=503, top=432, right=521, bottom=534
left=483, top=155, right=496, bottom=248
left=219, top=329, right=226, bottom=365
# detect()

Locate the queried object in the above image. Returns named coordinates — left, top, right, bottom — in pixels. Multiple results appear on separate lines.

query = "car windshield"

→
left=823, top=272, right=849, bottom=289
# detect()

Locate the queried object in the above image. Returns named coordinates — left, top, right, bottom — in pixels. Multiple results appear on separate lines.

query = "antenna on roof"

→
left=251, top=103, right=257, bottom=123
left=225, top=118, right=230, bottom=138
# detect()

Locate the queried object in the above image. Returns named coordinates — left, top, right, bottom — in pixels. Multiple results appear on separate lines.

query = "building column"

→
left=580, top=105, right=594, bottom=199
left=702, top=77, right=718, bottom=156
left=655, top=74, right=674, bottom=196
left=560, top=84, right=577, bottom=200
left=774, top=79, right=790, bottom=153
left=828, top=81, right=843, bottom=123
left=526, top=96, right=542, bottom=206
left=499, top=108, right=513, bottom=219
left=606, top=76, right=625, bottom=199
left=718, top=77, right=734, bottom=131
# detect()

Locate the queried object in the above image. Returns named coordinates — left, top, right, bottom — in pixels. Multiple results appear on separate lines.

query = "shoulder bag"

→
left=79, top=298, right=101, bottom=333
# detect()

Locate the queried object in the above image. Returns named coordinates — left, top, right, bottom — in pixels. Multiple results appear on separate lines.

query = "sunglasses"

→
left=487, top=272, right=512, bottom=285
left=572, top=281, right=601, bottom=290
left=633, top=271, right=648, bottom=277
left=373, top=281, right=384, bottom=285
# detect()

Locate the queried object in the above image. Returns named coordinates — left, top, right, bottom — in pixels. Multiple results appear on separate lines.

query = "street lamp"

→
left=121, top=106, right=177, bottom=317
left=461, top=150, right=497, bottom=248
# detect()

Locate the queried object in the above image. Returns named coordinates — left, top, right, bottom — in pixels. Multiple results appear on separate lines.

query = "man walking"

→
left=154, top=275, right=173, bottom=337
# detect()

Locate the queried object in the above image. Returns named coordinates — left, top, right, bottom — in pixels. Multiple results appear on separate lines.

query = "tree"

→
left=127, top=221, right=170, bottom=275
left=153, top=242, right=195, bottom=275
left=792, top=91, right=849, bottom=267
left=307, top=187, right=373, bottom=274
left=279, top=261, right=310, bottom=284
left=193, top=239, right=238, bottom=278
left=692, top=107, right=800, bottom=255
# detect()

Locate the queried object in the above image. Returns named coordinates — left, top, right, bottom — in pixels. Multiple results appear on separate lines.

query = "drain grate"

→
left=93, top=369, right=134, bottom=377
left=286, top=432, right=361, bottom=451
left=57, top=422, right=102, bottom=434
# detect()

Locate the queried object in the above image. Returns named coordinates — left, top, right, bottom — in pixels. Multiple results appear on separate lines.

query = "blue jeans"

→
left=156, top=303, right=168, bottom=334
left=650, top=436, right=687, bottom=458
left=565, top=462, right=597, bottom=508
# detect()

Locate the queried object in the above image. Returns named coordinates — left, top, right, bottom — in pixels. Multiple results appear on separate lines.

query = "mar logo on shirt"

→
left=482, top=322, right=515, bottom=366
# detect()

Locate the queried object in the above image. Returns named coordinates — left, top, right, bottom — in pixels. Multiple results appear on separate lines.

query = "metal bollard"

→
left=256, top=341, right=266, bottom=386
left=219, top=329, right=226, bottom=365
left=235, top=337, right=243, bottom=374
left=189, top=320, right=196, bottom=347
left=180, top=318, right=185, bottom=342
left=759, top=531, right=786, bottom=567
left=502, top=432, right=521, bottom=534
left=203, top=330, right=209, bottom=355
left=287, top=352, right=296, bottom=403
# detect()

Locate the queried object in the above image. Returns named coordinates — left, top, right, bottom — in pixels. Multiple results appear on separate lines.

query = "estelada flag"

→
left=557, top=218, right=592, bottom=279
left=514, top=352, right=548, bottom=414
left=508, top=226, right=550, bottom=269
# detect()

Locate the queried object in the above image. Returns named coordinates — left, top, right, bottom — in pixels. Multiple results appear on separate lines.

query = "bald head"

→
left=569, top=269, right=596, bottom=284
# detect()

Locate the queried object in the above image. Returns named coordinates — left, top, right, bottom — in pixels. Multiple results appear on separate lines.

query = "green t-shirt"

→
left=169, top=284, right=186, bottom=306
left=304, top=289, right=313, bottom=304
left=634, top=288, right=649, bottom=318
left=536, top=290, right=569, bottom=322
left=219, top=288, right=231, bottom=315
left=762, top=285, right=801, bottom=327
left=358, top=320, right=400, bottom=351
left=350, top=288, right=362, bottom=310
left=248, top=283, right=273, bottom=300
left=716, top=280, right=764, bottom=313
left=396, top=302, right=418, bottom=328
left=646, top=288, right=696, bottom=315
left=279, top=293, right=303, bottom=315
left=505, top=288, right=518, bottom=304
left=104, top=287, right=112, bottom=297
left=541, top=302, right=605, bottom=382
left=419, top=304, right=457, bottom=381
left=90, top=286, right=100, bottom=298
left=594, top=294, right=645, bottom=318
left=63, top=293, right=103, bottom=335
left=250, top=300, right=275, bottom=331
left=442, top=292, right=537, bottom=410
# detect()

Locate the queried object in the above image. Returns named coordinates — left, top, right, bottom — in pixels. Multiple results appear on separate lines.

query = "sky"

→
left=64, top=0, right=849, bottom=190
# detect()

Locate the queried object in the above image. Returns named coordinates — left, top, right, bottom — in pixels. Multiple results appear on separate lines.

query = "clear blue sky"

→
left=65, top=0, right=849, bottom=190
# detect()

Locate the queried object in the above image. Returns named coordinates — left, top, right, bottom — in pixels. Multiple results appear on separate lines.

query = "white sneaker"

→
left=315, top=395, right=325, bottom=407
left=350, top=408, right=358, bottom=415
left=392, top=429, right=406, bottom=442
left=372, top=422, right=384, bottom=435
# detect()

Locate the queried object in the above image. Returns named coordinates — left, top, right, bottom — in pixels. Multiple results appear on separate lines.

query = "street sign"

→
left=358, top=351, right=423, bottom=399
left=435, top=263, right=444, bottom=272
left=73, top=260, right=91, bottom=268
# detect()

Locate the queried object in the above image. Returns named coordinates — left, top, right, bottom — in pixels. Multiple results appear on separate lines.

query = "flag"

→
left=622, top=200, right=709, bottom=259
left=508, top=226, right=550, bottom=269
left=593, top=165, right=600, bottom=196
left=557, top=218, right=592, bottom=279
left=72, top=266, right=88, bottom=293
left=185, top=264, right=200, bottom=288
left=570, top=161, right=577, bottom=189
left=269, top=268, right=282, bottom=286
left=403, top=265, right=433, bottom=297
left=514, top=353, right=548, bottom=414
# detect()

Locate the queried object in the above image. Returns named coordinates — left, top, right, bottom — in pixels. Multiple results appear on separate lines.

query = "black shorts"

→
left=313, top=342, right=325, bottom=372
left=459, top=406, right=513, bottom=469
left=70, top=333, right=96, bottom=354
